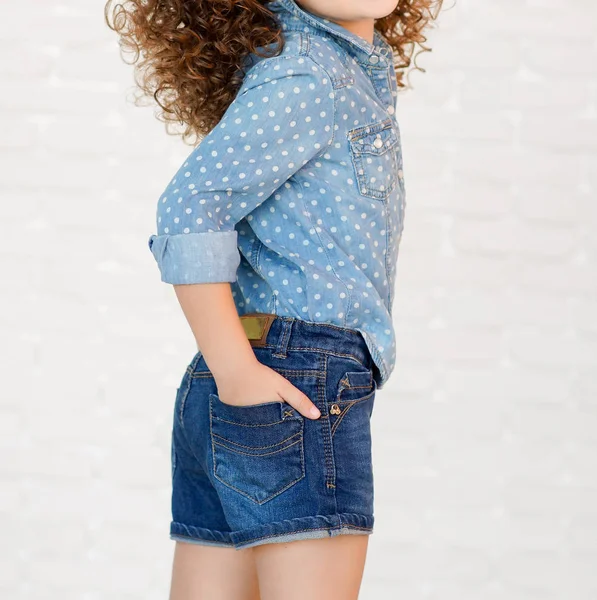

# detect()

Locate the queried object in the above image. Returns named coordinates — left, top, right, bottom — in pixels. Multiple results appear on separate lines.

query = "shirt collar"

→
left=268, top=0, right=393, bottom=68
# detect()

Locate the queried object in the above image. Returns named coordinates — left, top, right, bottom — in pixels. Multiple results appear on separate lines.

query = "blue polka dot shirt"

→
left=148, top=0, right=406, bottom=389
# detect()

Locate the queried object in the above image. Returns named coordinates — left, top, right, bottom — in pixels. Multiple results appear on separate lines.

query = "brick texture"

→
left=2, top=0, right=596, bottom=598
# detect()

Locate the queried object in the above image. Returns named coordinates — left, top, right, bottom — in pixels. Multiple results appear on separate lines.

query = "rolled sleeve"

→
left=148, top=231, right=241, bottom=284
left=147, top=53, right=335, bottom=285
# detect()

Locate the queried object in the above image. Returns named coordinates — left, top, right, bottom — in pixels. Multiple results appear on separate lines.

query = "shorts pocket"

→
left=208, top=393, right=305, bottom=505
left=335, top=368, right=374, bottom=403
left=348, top=117, right=399, bottom=201
left=329, top=388, right=375, bottom=440
left=330, top=363, right=376, bottom=440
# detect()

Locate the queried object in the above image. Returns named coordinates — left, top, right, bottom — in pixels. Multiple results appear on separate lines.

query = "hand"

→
left=214, top=359, right=321, bottom=420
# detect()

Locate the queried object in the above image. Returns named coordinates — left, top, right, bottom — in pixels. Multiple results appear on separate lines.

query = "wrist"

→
left=208, top=344, right=259, bottom=382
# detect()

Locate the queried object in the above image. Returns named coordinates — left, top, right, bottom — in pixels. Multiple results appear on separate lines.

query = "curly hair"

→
left=105, top=0, right=444, bottom=144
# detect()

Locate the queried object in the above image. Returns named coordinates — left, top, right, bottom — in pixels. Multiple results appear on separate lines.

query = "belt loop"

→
left=272, top=317, right=293, bottom=359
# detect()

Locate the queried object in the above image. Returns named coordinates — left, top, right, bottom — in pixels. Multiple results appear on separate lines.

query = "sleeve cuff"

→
left=147, top=231, right=241, bottom=284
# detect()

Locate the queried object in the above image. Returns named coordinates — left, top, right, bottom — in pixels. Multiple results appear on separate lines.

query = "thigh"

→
left=169, top=542, right=260, bottom=600
left=253, top=534, right=370, bottom=600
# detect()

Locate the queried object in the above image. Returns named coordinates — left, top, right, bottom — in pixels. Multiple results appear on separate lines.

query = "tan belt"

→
left=239, top=312, right=278, bottom=347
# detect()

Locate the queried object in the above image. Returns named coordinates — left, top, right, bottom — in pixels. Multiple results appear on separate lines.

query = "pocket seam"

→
left=212, top=415, right=288, bottom=428
left=209, top=396, right=306, bottom=505
left=212, top=435, right=302, bottom=458
left=212, top=461, right=305, bottom=506
left=348, top=117, right=398, bottom=145
left=212, top=429, right=302, bottom=452
left=330, top=389, right=375, bottom=439
left=336, top=369, right=373, bottom=402
left=348, top=118, right=399, bottom=201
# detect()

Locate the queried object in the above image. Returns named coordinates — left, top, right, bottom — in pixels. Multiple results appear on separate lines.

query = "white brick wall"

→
left=2, top=0, right=595, bottom=597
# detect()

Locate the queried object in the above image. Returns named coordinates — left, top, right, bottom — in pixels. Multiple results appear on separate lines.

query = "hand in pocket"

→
left=214, top=360, right=321, bottom=419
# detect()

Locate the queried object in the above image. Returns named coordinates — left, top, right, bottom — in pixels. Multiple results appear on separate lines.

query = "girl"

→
left=106, top=0, right=442, bottom=598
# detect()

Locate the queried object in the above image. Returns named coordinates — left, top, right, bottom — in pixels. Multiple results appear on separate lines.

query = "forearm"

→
left=173, top=282, right=257, bottom=380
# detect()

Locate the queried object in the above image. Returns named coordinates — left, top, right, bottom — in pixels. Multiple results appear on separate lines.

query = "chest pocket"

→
left=348, top=118, right=400, bottom=201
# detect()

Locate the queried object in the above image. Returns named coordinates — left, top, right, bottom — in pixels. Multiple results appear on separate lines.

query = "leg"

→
left=169, top=541, right=260, bottom=600
left=253, top=534, right=370, bottom=600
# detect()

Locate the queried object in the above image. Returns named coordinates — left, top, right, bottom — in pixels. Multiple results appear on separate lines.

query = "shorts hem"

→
left=170, top=521, right=234, bottom=547
left=171, top=513, right=374, bottom=551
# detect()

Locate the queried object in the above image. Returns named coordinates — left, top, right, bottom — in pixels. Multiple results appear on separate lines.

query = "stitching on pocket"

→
left=209, top=395, right=306, bottom=504
left=212, top=436, right=303, bottom=458
left=330, top=389, right=375, bottom=439
left=212, top=430, right=302, bottom=452
left=348, top=118, right=399, bottom=200
left=336, top=369, right=373, bottom=402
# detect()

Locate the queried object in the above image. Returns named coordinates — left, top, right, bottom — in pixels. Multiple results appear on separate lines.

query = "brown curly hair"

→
left=105, top=0, right=444, bottom=144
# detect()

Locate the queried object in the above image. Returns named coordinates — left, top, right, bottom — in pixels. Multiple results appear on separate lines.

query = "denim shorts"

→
left=170, top=313, right=377, bottom=550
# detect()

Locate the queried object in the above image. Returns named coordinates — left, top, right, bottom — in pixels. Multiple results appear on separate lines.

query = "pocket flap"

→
left=348, top=119, right=399, bottom=156
left=345, top=370, right=373, bottom=389
left=336, top=368, right=374, bottom=403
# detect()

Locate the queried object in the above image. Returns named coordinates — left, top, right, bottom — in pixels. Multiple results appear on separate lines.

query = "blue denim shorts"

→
left=170, top=313, right=377, bottom=550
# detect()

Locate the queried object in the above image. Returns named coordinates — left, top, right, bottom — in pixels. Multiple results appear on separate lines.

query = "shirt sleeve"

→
left=147, top=54, right=335, bottom=285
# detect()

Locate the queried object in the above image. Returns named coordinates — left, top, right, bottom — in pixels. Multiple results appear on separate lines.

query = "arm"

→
left=148, top=54, right=334, bottom=284
left=173, top=282, right=321, bottom=418
left=174, top=282, right=255, bottom=381
left=149, top=55, right=335, bottom=417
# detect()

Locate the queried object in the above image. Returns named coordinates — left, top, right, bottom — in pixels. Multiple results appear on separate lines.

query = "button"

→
left=387, top=105, right=395, bottom=115
left=373, top=137, right=383, bottom=149
left=369, top=54, right=379, bottom=64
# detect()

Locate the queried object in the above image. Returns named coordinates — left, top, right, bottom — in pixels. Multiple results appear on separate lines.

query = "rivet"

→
left=330, top=404, right=341, bottom=415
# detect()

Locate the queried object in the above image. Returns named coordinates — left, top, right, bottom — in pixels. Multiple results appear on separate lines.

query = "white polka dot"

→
left=152, top=43, right=400, bottom=388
